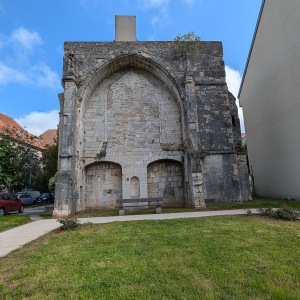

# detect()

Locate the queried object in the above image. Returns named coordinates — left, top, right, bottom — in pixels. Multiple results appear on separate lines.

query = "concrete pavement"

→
left=0, top=208, right=259, bottom=258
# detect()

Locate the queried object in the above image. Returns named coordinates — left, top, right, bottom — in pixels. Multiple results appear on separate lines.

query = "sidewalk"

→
left=0, top=209, right=258, bottom=258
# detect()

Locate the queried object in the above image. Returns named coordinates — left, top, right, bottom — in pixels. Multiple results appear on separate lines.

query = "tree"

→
left=12, top=145, right=40, bottom=191
left=36, top=139, right=58, bottom=192
left=0, top=133, right=58, bottom=192
left=0, top=139, right=16, bottom=191
left=48, top=176, right=56, bottom=192
left=41, top=142, right=58, bottom=179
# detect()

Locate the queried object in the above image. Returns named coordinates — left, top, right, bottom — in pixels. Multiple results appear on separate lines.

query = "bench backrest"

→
left=116, top=197, right=163, bottom=204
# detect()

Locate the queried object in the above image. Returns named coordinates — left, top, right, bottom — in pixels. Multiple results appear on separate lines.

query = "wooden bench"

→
left=116, top=197, right=164, bottom=215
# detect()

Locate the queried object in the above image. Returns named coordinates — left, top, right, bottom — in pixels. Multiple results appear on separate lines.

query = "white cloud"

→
left=181, top=0, right=196, bottom=5
left=0, top=1, right=5, bottom=13
left=33, top=64, right=61, bottom=90
left=78, top=0, right=101, bottom=14
left=79, top=0, right=92, bottom=10
left=0, top=27, right=60, bottom=90
left=140, top=0, right=198, bottom=39
left=225, top=65, right=245, bottom=133
left=151, top=16, right=159, bottom=27
left=0, top=60, right=60, bottom=90
left=225, top=65, right=241, bottom=98
left=139, top=0, right=170, bottom=9
left=10, top=27, right=43, bottom=52
left=0, top=62, right=28, bottom=85
left=15, top=110, right=59, bottom=136
left=140, top=0, right=170, bottom=40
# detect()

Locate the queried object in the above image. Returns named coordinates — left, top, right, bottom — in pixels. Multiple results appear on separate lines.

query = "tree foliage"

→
left=0, top=135, right=58, bottom=193
left=241, top=138, right=247, bottom=153
left=48, top=176, right=56, bottom=192
left=12, top=145, right=40, bottom=191
left=0, top=139, right=16, bottom=190
left=36, top=138, right=58, bottom=192
left=41, top=142, right=58, bottom=179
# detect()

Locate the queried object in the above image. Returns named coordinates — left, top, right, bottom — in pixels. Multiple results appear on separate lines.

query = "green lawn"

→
left=0, top=216, right=300, bottom=299
left=62, top=197, right=300, bottom=219
left=206, top=197, right=300, bottom=210
left=0, top=214, right=31, bottom=233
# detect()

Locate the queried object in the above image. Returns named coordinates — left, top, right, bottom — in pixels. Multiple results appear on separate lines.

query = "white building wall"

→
left=240, top=0, right=300, bottom=199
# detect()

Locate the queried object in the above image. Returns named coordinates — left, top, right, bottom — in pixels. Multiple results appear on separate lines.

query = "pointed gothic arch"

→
left=79, top=53, right=187, bottom=141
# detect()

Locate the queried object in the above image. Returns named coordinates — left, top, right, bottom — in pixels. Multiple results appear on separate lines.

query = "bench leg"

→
left=155, top=206, right=162, bottom=214
left=119, top=209, right=125, bottom=216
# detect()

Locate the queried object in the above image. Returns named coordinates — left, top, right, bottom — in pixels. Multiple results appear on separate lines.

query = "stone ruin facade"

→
left=54, top=30, right=251, bottom=216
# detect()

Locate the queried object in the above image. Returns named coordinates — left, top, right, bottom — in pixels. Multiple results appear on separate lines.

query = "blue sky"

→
left=0, top=0, right=262, bottom=135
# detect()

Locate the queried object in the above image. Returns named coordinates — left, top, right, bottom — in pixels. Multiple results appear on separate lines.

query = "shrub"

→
left=258, top=207, right=274, bottom=217
left=84, top=221, right=94, bottom=227
left=172, top=32, right=201, bottom=52
left=258, top=205, right=300, bottom=221
left=275, top=205, right=300, bottom=221
left=57, top=217, right=80, bottom=230
left=245, top=209, right=252, bottom=216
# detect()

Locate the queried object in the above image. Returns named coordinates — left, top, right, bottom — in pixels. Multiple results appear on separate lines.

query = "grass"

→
left=5, top=196, right=300, bottom=228
left=51, top=197, right=300, bottom=219
left=40, top=214, right=54, bottom=219
left=0, top=214, right=31, bottom=233
left=206, top=197, right=300, bottom=210
left=0, top=216, right=300, bottom=299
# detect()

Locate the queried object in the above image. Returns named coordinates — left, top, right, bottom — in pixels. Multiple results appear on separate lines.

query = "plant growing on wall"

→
left=172, top=32, right=201, bottom=51
left=171, top=32, right=201, bottom=74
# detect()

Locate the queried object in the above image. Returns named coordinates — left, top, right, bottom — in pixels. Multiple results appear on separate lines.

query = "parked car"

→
left=27, top=190, right=40, bottom=199
left=0, top=193, right=24, bottom=215
left=15, top=193, right=36, bottom=205
left=36, top=193, right=54, bottom=204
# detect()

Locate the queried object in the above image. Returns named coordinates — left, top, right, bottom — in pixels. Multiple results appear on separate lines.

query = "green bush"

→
left=258, top=207, right=274, bottom=217
left=57, top=217, right=80, bottom=230
left=258, top=205, right=300, bottom=221
left=274, top=206, right=300, bottom=221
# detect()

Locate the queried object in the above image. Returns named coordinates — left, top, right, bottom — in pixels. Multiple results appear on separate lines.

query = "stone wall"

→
left=54, top=40, right=252, bottom=216
left=202, top=154, right=242, bottom=203
left=228, top=92, right=242, bottom=150
left=82, top=67, right=183, bottom=202
left=84, top=69, right=182, bottom=158
left=85, top=162, right=122, bottom=209
left=147, top=160, right=184, bottom=207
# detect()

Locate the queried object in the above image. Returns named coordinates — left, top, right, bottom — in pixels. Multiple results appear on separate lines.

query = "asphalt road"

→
left=23, top=205, right=47, bottom=216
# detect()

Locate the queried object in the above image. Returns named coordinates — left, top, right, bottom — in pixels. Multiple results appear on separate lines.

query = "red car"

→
left=0, top=193, right=24, bottom=216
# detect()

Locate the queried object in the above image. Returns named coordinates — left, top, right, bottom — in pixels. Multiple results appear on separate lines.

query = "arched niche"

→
left=82, top=68, right=182, bottom=160
left=147, top=159, right=184, bottom=207
left=79, top=53, right=187, bottom=142
left=130, top=176, right=140, bottom=198
left=85, top=161, right=122, bottom=209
